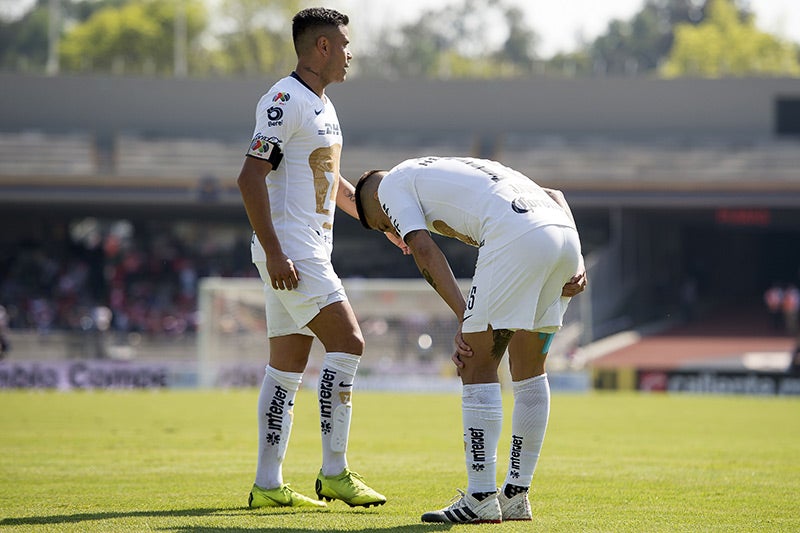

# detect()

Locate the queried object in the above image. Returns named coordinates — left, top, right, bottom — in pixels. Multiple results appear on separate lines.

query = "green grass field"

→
left=0, top=389, right=798, bottom=532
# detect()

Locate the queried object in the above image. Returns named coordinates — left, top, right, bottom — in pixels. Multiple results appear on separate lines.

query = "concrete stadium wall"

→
left=2, top=73, right=799, bottom=140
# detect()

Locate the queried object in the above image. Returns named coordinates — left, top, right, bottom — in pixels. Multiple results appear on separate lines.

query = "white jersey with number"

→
left=377, top=156, right=576, bottom=251
left=246, top=73, right=343, bottom=262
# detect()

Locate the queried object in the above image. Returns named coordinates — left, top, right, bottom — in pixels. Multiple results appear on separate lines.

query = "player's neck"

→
left=293, top=64, right=326, bottom=97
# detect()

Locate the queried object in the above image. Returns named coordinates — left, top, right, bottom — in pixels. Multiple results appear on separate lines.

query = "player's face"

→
left=323, top=25, right=351, bottom=83
left=373, top=208, right=398, bottom=237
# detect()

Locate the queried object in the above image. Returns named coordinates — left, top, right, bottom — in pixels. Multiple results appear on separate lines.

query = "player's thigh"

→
left=507, top=330, right=550, bottom=381
left=306, top=299, right=364, bottom=355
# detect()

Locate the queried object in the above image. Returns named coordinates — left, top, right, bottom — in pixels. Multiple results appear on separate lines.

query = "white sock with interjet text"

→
left=255, top=365, right=302, bottom=489
left=318, top=352, right=359, bottom=477
left=503, top=373, right=550, bottom=491
left=462, top=382, right=503, bottom=495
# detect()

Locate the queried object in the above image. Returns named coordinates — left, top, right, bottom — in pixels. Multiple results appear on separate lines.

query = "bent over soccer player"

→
left=237, top=8, right=396, bottom=510
left=355, top=156, right=587, bottom=523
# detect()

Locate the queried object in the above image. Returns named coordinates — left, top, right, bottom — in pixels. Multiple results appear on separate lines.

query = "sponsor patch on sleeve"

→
left=246, top=135, right=283, bottom=168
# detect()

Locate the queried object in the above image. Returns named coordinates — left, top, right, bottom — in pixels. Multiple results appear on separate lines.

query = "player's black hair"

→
left=354, top=170, right=383, bottom=230
left=292, top=8, right=349, bottom=53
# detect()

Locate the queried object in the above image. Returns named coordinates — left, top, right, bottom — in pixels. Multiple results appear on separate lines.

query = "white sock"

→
left=255, top=365, right=302, bottom=489
left=318, top=352, right=359, bottom=477
left=503, top=373, right=550, bottom=491
left=462, top=382, right=503, bottom=495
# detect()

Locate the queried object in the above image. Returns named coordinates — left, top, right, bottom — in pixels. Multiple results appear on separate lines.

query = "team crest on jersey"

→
left=272, top=92, right=290, bottom=102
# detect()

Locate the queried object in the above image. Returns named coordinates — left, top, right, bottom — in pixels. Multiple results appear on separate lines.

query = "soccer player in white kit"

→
left=237, top=8, right=393, bottom=510
left=354, top=156, right=587, bottom=523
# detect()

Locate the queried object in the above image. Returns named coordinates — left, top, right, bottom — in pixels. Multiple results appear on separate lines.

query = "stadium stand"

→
left=113, top=135, right=245, bottom=180
left=498, top=135, right=800, bottom=187
left=0, top=131, right=97, bottom=177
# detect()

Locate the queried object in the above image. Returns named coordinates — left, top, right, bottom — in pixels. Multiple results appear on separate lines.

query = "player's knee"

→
left=335, top=330, right=364, bottom=355
left=349, top=332, right=365, bottom=355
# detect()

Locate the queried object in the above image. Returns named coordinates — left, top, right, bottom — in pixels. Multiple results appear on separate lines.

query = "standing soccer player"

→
left=354, top=156, right=587, bottom=523
left=237, top=7, right=389, bottom=509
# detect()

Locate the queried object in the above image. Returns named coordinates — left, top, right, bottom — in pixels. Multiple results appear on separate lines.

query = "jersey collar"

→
left=290, top=71, right=324, bottom=101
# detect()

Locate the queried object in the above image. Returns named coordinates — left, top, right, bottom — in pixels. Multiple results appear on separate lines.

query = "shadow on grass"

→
left=170, top=524, right=453, bottom=533
left=0, top=508, right=453, bottom=531
left=0, top=508, right=230, bottom=527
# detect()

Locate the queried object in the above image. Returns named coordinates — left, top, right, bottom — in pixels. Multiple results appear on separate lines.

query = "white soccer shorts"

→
left=254, top=257, right=347, bottom=338
left=462, top=224, right=581, bottom=334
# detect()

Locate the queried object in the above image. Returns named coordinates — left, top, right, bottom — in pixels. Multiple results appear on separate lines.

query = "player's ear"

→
left=317, top=35, right=329, bottom=56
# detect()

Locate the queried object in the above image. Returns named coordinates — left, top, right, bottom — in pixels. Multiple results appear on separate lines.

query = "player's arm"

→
left=336, top=176, right=359, bottom=219
left=405, top=229, right=472, bottom=358
left=237, top=156, right=298, bottom=290
left=405, top=230, right=466, bottom=319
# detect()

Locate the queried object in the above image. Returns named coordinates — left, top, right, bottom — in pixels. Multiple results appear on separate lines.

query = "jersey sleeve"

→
left=246, top=88, right=302, bottom=162
left=378, top=172, right=428, bottom=241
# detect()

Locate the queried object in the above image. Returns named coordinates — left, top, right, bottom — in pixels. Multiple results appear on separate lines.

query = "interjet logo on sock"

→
left=468, top=427, right=486, bottom=463
left=319, top=368, right=336, bottom=420
left=509, top=434, right=523, bottom=473
left=266, top=384, right=289, bottom=432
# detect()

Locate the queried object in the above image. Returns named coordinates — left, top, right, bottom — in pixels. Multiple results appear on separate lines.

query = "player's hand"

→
left=562, top=270, right=587, bottom=297
left=267, top=253, right=299, bottom=290
left=384, top=231, right=411, bottom=255
left=451, top=324, right=473, bottom=371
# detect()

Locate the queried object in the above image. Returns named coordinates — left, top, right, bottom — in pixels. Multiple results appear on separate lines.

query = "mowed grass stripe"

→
left=0, top=390, right=797, bottom=532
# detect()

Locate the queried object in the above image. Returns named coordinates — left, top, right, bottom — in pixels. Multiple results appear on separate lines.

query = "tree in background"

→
left=587, top=0, right=710, bottom=76
left=493, top=4, right=539, bottom=74
left=661, top=0, right=800, bottom=77
left=2, top=0, right=798, bottom=79
left=0, top=0, right=133, bottom=73
left=205, top=0, right=301, bottom=77
left=362, top=0, right=539, bottom=79
left=59, top=0, right=207, bottom=76
left=0, top=1, right=50, bottom=72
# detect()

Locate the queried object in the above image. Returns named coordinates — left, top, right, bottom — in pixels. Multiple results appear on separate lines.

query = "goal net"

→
left=198, top=277, right=583, bottom=390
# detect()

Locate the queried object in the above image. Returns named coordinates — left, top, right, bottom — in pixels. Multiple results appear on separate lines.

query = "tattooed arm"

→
left=336, top=176, right=359, bottom=219
left=404, top=230, right=466, bottom=319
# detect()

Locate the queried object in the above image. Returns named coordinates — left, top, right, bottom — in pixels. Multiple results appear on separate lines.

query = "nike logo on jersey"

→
left=339, top=382, right=353, bottom=388
left=462, top=314, right=473, bottom=322
left=314, top=108, right=324, bottom=115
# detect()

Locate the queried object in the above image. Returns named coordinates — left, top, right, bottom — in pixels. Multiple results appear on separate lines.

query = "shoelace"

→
left=443, top=489, right=469, bottom=510
left=344, top=470, right=366, bottom=486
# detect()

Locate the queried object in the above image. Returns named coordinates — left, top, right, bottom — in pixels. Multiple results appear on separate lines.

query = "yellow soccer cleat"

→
left=248, top=483, right=327, bottom=508
left=315, top=468, right=387, bottom=508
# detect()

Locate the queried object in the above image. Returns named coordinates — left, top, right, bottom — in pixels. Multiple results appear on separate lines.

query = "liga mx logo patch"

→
left=249, top=135, right=281, bottom=158
left=272, top=92, right=290, bottom=103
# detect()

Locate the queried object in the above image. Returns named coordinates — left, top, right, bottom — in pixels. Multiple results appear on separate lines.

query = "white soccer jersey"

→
left=246, top=73, right=343, bottom=262
left=377, top=156, right=576, bottom=251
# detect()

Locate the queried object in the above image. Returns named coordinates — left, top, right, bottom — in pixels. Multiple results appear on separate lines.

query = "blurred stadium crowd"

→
left=0, top=220, right=253, bottom=339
